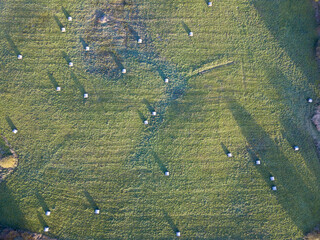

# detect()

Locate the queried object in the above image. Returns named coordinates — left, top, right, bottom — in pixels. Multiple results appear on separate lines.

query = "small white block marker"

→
left=255, top=160, right=261, bottom=165
left=45, top=210, right=51, bottom=216
left=12, top=129, right=18, bottom=134
left=137, top=38, right=142, bottom=43
left=61, top=27, right=66, bottom=32
left=294, top=146, right=299, bottom=151
left=165, top=78, right=169, bottom=83
left=188, top=32, right=193, bottom=37
left=56, top=86, right=61, bottom=91
left=44, top=227, right=49, bottom=232
left=144, top=120, right=148, bottom=125
left=84, top=93, right=88, bottom=99
left=17, top=54, right=22, bottom=60
left=94, top=209, right=100, bottom=214
left=272, top=186, right=277, bottom=191
left=152, top=111, right=157, bottom=116
left=68, top=16, right=72, bottom=21
left=122, top=68, right=126, bottom=74
left=164, top=171, right=169, bottom=176
left=307, top=98, right=313, bottom=103
left=227, top=152, right=232, bottom=157
left=176, top=231, right=181, bottom=237
left=69, top=62, right=73, bottom=67
left=85, top=46, right=90, bottom=51
left=270, top=176, right=275, bottom=181
left=208, top=1, right=212, bottom=6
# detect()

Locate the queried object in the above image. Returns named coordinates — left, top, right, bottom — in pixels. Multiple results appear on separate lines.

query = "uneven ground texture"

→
left=1, top=0, right=320, bottom=239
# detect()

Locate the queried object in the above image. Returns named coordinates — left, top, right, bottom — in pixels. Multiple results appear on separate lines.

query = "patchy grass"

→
left=0, top=0, right=320, bottom=239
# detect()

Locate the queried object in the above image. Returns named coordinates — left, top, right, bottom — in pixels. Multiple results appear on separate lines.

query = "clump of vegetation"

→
left=304, top=226, right=320, bottom=240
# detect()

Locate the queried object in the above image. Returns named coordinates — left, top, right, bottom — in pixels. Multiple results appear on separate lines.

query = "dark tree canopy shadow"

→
left=252, top=0, right=318, bottom=87
left=0, top=183, right=26, bottom=229
left=228, top=100, right=320, bottom=232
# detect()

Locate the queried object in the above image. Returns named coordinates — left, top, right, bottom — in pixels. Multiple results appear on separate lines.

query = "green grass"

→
left=0, top=0, right=320, bottom=239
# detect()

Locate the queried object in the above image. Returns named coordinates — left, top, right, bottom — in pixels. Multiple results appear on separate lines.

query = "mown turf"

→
left=0, top=0, right=320, bottom=239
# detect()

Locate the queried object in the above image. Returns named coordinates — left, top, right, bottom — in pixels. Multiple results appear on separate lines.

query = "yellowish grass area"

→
left=0, top=156, right=17, bottom=169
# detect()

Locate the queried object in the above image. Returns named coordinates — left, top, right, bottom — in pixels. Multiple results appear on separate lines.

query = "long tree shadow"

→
left=4, top=34, right=21, bottom=56
left=70, top=72, right=86, bottom=96
left=47, top=72, right=59, bottom=89
left=0, top=183, right=26, bottom=229
left=53, top=15, right=64, bottom=30
left=83, top=190, right=98, bottom=210
left=162, top=209, right=179, bottom=234
left=280, top=116, right=320, bottom=181
left=5, top=116, right=17, bottom=132
left=229, top=100, right=320, bottom=232
left=252, top=0, right=318, bottom=87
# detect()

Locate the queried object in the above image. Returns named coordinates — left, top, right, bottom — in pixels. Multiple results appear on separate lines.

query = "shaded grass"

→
left=0, top=0, right=319, bottom=239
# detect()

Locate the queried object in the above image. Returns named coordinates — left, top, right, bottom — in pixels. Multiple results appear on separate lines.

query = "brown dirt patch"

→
left=81, top=0, right=140, bottom=79
left=0, top=226, right=57, bottom=240
left=0, top=135, right=18, bottom=183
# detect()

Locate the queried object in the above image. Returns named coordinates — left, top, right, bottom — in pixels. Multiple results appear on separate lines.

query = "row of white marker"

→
left=227, top=145, right=301, bottom=191
left=44, top=209, right=181, bottom=237
left=43, top=208, right=100, bottom=232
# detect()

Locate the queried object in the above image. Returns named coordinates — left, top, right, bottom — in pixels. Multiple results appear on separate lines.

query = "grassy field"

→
left=0, top=0, right=320, bottom=239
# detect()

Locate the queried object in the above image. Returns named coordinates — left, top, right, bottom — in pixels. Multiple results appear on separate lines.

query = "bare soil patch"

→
left=0, top=135, right=18, bottom=183
left=0, top=226, right=56, bottom=240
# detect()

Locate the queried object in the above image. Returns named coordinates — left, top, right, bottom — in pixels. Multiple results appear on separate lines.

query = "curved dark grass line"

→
left=122, top=41, right=190, bottom=169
